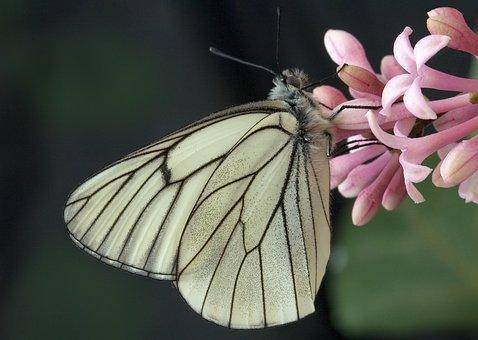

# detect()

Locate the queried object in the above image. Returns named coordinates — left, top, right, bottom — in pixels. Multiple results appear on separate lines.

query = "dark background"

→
left=1, top=1, right=477, bottom=339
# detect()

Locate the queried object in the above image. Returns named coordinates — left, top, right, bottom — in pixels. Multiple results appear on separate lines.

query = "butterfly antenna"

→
left=209, top=47, right=279, bottom=77
left=300, top=63, right=348, bottom=91
left=275, top=7, right=281, bottom=72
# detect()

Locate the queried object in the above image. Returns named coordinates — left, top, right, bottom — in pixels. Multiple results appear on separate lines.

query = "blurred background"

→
left=1, top=1, right=477, bottom=339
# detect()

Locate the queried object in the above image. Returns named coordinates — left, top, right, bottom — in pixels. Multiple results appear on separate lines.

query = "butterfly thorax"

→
left=269, top=68, right=331, bottom=148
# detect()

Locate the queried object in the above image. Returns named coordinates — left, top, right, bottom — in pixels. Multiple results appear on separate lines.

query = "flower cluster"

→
left=314, top=7, right=478, bottom=226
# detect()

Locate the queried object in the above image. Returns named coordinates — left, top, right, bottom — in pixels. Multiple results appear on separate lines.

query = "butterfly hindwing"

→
left=175, top=140, right=331, bottom=328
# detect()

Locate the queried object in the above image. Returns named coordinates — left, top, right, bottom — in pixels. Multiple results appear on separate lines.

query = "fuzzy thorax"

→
left=269, top=69, right=331, bottom=147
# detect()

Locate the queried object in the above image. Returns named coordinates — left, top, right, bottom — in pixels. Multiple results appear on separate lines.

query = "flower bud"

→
left=338, top=64, right=385, bottom=96
left=352, top=153, right=400, bottom=226
left=324, top=29, right=374, bottom=72
left=382, top=167, right=406, bottom=211
left=440, top=136, right=478, bottom=185
left=427, top=7, right=478, bottom=56
left=312, top=85, right=347, bottom=109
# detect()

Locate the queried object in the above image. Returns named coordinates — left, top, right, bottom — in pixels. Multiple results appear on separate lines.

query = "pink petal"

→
left=338, top=151, right=391, bottom=198
left=413, top=35, right=450, bottom=72
left=352, top=153, right=400, bottom=226
left=458, top=172, right=478, bottom=203
left=312, top=85, right=347, bottom=108
left=381, top=74, right=414, bottom=114
left=382, top=167, right=407, bottom=210
left=403, top=78, right=437, bottom=119
left=420, top=66, right=478, bottom=92
left=393, top=27, right=416, bottom=73
left=330, top=144, right=387, bottom=189
left=405, top=180, right=425, bottom=203
left=405, top=115, right=478, bottom=163
left=324, top=29, right=374, bottom=72
left=433, top=104, right=478, bottom=131
left=380, top=55, right=407, bottom=81
left=400, top=153, right=433, bottom=183
left=366, top=110, right=411, bottom=150
left=386, top=94, right=471, bottom=124
left=393, top=117, right=416, bottom=137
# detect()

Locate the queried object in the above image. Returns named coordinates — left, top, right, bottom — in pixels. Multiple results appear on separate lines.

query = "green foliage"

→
left=330, top=179, right=478, bottom=336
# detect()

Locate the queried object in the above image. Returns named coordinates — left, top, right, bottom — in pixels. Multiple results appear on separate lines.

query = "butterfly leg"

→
left=328, top=104, right=382, bottom=121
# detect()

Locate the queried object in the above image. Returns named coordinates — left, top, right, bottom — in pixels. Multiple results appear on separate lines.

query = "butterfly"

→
left=64, top=66, right=333, bottom=329
left=63, top=9, right=341, bottom=329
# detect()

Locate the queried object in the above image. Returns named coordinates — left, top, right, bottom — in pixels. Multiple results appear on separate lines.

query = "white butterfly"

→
left=64, top=67, right=332, bottom=329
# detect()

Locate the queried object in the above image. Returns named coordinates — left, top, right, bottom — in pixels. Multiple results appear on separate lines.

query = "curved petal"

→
left=400, top=153, right=433, bottom=182
left=393, top=27, right=416, bottom=73
left=366, top=110, right=411, bottom=150
left=403, top=78, right=437, bottom=119
left=405, top=179, right=425, bottom=203
left=414, top=35, right=450, bottom=72
left=394, top=117, right=416, bottom=137
left=381, top=74, right=414, bottom=114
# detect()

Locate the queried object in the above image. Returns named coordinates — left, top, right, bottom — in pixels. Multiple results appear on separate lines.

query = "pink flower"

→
left=320, top=7, right=478, bottom=225
left=366, top=111, right=478, bottom=202
left=330, top=144, right=387, bottom=189
left=381, top=27, right=450, bottom=119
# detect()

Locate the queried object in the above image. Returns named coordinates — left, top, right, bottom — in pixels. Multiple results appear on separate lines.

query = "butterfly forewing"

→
left=64, top=100, right=331, bottom=328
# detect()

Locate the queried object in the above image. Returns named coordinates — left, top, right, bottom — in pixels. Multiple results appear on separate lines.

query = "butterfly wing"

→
left=64, top=100, right=331, bottom=328
left=175, top=135, right=331, bottom=328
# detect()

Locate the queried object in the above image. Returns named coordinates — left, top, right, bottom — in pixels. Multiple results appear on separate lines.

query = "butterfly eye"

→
left=286, top=76, right=301, bottom=88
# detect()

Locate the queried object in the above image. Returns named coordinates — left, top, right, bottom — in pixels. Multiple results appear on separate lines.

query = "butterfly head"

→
left=268, top=68, right=310, bottom=101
